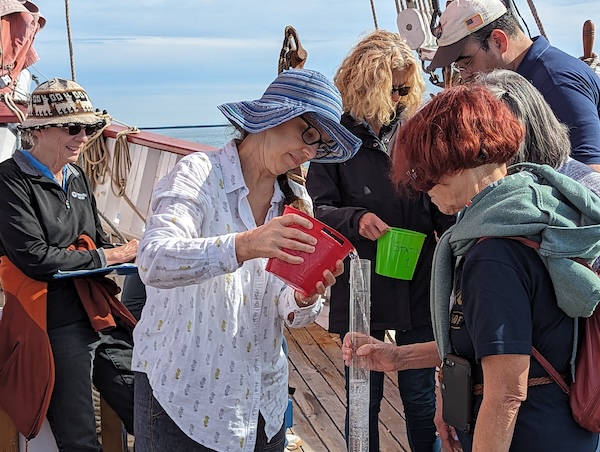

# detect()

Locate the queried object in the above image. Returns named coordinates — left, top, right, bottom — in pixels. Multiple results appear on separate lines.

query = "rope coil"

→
left=79, top=121, right=147, bottom=235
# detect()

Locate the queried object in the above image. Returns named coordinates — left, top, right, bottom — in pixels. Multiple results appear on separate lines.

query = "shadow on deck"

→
left=284, top=322, right=411, bottom=451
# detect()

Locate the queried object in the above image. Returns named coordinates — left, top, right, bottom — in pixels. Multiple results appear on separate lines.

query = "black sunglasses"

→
left=65, top=124, right=99, bottom=136
left=391, top=85, right=411, bottom=96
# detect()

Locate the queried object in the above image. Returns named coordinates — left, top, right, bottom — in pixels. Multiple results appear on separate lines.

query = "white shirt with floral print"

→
left=133, top=140, right=322, bottom=451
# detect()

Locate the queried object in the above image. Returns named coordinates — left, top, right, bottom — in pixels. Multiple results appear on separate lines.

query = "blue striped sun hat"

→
left=217, top=68, right=361, bottom=163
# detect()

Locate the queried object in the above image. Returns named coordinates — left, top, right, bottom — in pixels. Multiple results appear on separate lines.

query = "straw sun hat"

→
left=218, top=68, right=361, bottom=163
left=19, top=78, right=106, bottom=130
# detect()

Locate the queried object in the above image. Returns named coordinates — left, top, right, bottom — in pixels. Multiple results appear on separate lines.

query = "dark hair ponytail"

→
left=277, top=172, right=312, bottom=216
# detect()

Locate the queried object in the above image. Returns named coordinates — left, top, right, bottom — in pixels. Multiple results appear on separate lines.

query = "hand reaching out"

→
left=342, top=332, right=402, bottom=373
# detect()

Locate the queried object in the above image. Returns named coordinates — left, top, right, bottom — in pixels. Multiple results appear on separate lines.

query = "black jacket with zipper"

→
left=0, top=150, right=111, bottom=329
left=306, top=113, right=455, bottom=333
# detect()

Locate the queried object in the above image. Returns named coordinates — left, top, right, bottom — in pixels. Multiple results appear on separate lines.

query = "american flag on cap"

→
left=465, top=13, right=484, bottom=31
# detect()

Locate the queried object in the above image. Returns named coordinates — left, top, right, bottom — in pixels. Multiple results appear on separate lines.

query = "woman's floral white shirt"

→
left=133, top=140, right=322, bottom=451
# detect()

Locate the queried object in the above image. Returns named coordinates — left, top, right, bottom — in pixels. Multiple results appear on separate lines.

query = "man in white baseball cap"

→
left=429, top=0, right=600, bottom=173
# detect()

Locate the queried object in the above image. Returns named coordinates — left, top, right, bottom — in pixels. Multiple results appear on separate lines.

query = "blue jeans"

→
left=134, top=372, right=286, bottom=452
left=46, top=320, right=134, bottom=452
left=343, top=326, right=441, bottom=452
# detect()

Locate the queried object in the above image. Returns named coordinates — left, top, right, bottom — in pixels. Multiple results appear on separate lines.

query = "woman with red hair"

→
left=343, top=85, right=600, bottom=451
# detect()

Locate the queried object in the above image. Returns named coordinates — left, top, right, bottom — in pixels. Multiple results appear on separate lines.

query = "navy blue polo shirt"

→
left=517, top=36, right=600, bottom=166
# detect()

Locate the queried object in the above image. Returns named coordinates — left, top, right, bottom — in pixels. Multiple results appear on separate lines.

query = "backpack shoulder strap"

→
left=531, top=346, right=570, bottom=394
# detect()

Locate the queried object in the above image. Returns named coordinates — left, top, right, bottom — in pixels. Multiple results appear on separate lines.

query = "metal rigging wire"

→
left=369, top=0, right=379, bottom=29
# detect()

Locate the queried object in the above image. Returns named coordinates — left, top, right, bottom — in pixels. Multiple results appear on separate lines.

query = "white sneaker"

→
left=286, top=433, right=303, bottom=450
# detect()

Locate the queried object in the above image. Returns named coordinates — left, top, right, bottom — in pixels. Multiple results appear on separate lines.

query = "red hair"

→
left=390, top=84, right=524, bottom=192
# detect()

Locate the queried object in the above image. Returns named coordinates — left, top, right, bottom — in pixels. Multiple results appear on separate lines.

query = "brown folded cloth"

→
left=69, top=234, right=137, bottom=331
left=0, top=257, right=54, bottom=439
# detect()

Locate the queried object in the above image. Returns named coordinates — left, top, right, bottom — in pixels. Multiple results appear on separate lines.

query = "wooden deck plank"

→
left=286, top=328, right=346, bottom=451
left=285, top=322, right=412, bottom=451
left=294, top=325, right=410, bottom=451
left=0, top=406, right=18, bottom=452
left=287, top=369, right=331, bottom=451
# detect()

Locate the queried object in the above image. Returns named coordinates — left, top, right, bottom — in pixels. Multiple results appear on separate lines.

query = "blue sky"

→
left=30, top=0, right=598, bottom=128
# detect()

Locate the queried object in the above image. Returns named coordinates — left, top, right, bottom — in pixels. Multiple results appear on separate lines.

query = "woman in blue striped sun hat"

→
left=218, top=68, right=361, bottom=163
left=132, top=68, right=359, bottom=452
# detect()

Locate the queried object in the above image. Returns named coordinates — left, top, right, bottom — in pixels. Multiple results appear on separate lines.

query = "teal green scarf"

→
left=431, top=163, right=600, bottom=359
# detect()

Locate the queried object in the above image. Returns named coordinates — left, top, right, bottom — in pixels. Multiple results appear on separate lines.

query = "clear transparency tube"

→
left=348, top=256, right=371, bottom=452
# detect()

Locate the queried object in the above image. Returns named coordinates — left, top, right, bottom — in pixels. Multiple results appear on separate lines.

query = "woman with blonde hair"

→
left=306, top=30, right=452, bottom=452
left=333, top=29, right=424, bottom=132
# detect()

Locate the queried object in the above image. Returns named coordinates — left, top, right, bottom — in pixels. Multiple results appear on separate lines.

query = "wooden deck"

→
left=284, top=322, right=411, bottom=451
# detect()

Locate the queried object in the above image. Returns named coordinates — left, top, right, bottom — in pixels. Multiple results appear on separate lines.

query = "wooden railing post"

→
left=0, top=406, right=18, bottom=452
left=99, top=397, right=125, bottom=452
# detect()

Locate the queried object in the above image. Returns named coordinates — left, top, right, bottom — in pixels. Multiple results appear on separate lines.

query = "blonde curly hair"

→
left=334, top=30, right=425, bottom=125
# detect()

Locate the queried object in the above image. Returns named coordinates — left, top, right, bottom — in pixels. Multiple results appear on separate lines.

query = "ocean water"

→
left=149, top=126, right=234, bottom=149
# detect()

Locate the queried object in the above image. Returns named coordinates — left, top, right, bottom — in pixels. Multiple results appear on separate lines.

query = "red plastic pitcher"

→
left=266, top=205, right=355, bottom=297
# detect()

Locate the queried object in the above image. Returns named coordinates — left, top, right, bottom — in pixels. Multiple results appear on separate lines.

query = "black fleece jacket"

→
left=306, top=114, right=455, bottom=333
left=0, top=150, right=111, bottom=329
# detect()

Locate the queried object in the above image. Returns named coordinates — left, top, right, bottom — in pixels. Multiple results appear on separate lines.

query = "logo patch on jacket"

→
left=71, top=191, right=88, bottom=200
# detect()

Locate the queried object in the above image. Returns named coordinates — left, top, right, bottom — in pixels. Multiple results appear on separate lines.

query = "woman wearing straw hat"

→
left=0, top=78, right=138, bottom=449
left=306, top=30, right=453, bottom=452
left=132, top=68, right=360, bottom=452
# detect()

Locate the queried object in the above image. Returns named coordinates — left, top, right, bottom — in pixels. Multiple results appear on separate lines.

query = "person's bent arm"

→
left=471, top=354, right=529, bottom=452
left=343, top=333, right=441, bottom=372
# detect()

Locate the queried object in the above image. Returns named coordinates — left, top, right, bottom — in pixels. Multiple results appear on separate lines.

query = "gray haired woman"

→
left=132, top=68, right=361, bottom=452
left=475, top=70, right=600, bottom=275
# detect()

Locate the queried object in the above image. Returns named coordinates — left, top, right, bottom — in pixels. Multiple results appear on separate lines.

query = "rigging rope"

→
left=369, top=0, right=379, bottom=29
left=581, top=53, right=600, bottom=72
left=2, top=93, right=26, bottom=123
left=80, top=118, right=111, bottom=191
left=64, top=0, right=76, bottom=81
left=79, top=119, right=147, bottom=227
left=525, top=0, right=547, bottom=41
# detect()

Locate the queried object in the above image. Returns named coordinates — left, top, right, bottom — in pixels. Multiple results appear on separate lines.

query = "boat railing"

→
left=94, top=124, right=218, bottom=242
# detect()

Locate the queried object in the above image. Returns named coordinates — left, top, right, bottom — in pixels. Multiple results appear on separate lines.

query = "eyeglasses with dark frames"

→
left=299, top=116, right=335, bottom=159
left=391, top=85, right=411, bottom=96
